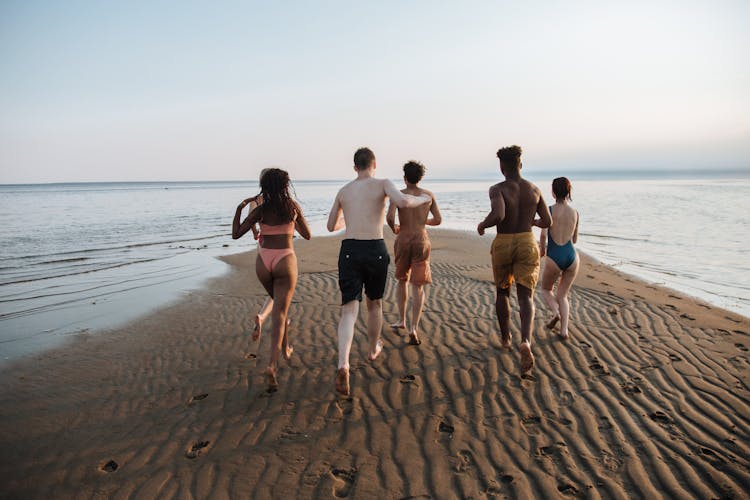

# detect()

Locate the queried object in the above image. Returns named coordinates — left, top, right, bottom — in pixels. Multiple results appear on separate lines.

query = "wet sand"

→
left=1, top=229, right=748, bottom=499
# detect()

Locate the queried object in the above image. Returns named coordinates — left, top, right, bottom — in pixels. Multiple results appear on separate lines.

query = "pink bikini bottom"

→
left=258, top=246, right=295, bottom=272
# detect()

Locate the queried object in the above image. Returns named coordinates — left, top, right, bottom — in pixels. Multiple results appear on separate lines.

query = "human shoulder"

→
left=489, top=182, right=504, bottom=197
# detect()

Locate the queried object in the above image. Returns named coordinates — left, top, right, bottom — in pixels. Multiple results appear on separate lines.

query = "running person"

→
left=539, top=177, right=580, bottom=340
left=477, top=145, right=551, bottom=374
left=327, top=147, right=431, bottom=396
left=386, top=160, right=442, bottom=346
left=233, top=168, right=311, bottom=392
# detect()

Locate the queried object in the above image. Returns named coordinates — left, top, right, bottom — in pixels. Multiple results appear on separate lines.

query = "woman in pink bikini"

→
left=232, top=168, right=311, bottom=391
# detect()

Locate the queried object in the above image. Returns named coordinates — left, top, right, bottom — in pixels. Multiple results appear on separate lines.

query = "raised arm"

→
left=293, top=202, right=312, bottom=240
left=386, top=201, right=399, bottom=234
left=384, top=179, right=430, bottom=208
left=233, top=201, right=262, bottom=240
left=327, top=192, right=345, bottom=232
left=477, top=185, right=505, bottom=235
left=425, top=193, right=442, bottom=226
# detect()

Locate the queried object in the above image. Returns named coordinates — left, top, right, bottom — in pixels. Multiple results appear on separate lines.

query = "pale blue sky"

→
left=1, top=0, right=748, bottom=183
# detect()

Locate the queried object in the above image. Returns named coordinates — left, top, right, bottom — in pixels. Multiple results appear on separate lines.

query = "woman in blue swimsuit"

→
left=539, top=177, right=580, bottom=340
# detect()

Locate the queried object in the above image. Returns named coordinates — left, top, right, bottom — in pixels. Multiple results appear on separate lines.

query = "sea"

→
left=1, top=173, right=748, bottom=363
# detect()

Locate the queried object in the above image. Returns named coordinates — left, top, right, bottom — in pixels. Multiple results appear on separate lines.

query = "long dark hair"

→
left=259, top=168, right=296, bottom=222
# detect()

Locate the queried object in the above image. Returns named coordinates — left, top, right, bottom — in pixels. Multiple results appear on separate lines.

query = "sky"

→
left=1, top=0, right=749, bottom=183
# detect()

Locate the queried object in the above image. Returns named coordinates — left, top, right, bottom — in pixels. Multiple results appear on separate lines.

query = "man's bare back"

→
left=388, top=186, right=439, bottom=235
left=492, top=179, right=547, bottom=234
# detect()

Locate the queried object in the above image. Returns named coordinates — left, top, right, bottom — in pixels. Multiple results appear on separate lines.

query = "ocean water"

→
left=1, top=175, right=748, bottom=362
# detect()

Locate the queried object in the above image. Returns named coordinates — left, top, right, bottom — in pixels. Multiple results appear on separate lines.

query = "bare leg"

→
left=336, top=300, right=359, bottom=396
left=390, top=280, right=408, bottom=329
left=556, top=256, right=580, bottom=339
left=409, top=283, right=425, bottom=345
left=262, top=255, right=297, bottom=392
left=253, top=297, right=273, bottom=341
left=337, top=300, right=359, bottom=370
left=366, top=298, right=384, bottom=361
left=496, top=287, right=512, bottom=348
left=540, top=257, right=561, bottom=329
left=282, top=317, right=293, bottom=362
left=517, top=284, right=536, bottom=373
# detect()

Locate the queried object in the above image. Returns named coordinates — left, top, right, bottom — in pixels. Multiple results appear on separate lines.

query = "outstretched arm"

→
left=425, top=194, right=442, bottom=226
left=327, top=192, right=345, bottom=232
left=477, top=186, right=504, bottom=235
left=384, top=179, right=430, bottom=208
left=386, top=201, right=399, bottom=234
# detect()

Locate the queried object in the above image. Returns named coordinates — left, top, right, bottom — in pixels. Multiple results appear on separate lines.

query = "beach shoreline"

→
left=1, top=228, right=748, bottom=498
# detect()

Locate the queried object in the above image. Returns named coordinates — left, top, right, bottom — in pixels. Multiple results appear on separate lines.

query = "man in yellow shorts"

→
left=477, top=145, right=551, bottom=373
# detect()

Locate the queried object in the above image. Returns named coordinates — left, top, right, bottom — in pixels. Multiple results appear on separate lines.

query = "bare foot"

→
left=368, top=339, right=384, bottom=361
left=519, top=342, right=535, bottom=373
left=557, top=331, right=570, bottom=341
left=546, top=315, right=560, bottom=330
left=409, top=331, right=421, bottom=346
left=335, top=367, right=350, bottom=396
left=501, top=333, right=512, bottom=349
left=252, top=314, right=263, bottom=341
left=390, top=321, right=406, bottom=330
left=264, top=367, right=278, bottom=393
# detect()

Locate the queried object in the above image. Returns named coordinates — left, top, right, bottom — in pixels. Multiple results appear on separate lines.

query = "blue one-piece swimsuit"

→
left=546, top=206, right=576, bottom=270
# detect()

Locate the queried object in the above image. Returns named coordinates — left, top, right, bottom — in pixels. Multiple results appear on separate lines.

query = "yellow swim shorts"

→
left=490, top=232, right=540, bottom=290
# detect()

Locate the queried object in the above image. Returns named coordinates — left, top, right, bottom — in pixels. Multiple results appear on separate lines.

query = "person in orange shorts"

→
left=477, top=146, right=551, bottom=374
left=387, top=161, right=442, bottom=345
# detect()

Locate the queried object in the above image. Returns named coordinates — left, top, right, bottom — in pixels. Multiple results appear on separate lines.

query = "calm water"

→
left=1, top=176, right=748, bottom=361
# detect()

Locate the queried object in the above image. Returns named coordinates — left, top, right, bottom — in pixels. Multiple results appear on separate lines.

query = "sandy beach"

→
left=0, top=228, right=748, bottom=499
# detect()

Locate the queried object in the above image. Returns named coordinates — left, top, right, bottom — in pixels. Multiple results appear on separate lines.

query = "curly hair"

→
left=496, top=145, right=523, bottom=169
left=403, top=161, right=425, bottom=184
left=259, top=168, right=296, bottom=222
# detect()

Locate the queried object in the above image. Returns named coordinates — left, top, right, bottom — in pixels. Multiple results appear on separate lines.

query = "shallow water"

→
left=1, top=175, right=748, bottom=361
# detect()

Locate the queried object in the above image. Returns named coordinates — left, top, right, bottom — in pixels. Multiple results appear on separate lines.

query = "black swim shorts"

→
left=338, top=239, right=390, bottom=304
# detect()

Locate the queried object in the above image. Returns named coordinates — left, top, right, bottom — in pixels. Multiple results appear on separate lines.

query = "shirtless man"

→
left=477, top=145, right=551, bottom=373
left=327, top=148, right=431, bottom=395
left=386, top=161, right=442, bottom=346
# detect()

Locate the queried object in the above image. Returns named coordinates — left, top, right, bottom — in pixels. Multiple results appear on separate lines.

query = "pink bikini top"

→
left=260, top=221, right=295, bottom=236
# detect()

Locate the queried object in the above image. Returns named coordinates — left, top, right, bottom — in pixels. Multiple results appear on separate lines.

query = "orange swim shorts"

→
left=491, top=232, right=540, bottom=290
left=394, top=231, right=432, bottom=285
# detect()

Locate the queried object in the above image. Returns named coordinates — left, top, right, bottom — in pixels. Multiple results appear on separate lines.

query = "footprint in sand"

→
left=558, top=417, right=573, bottom=426
left=244, top=353, right=257, bottom=360
left=668, top=354, right=682, bottom=362
left=336, top=397, right=354, bottom=416
left=736, top=343, right=749, bottom=352
left=188, top=393, right=208, bottom=405
left=579, top=341, right=592, bottom=349
left=100, top=460, right=118, bottom=472
left=331, top=467, right=357, bottom=498
left=679, top=313, right=695, bottom=320
left=597, top=416, right=613, bottom=430
left=649, top=410, right=671, bottom=425
left=499, top=474, right=514, bottom=484
left=559, top=391, right=574, bottom=407
left=557, top=482, right=579, bottom=496
left=438, top=421, right=455, bottom=434
left=522, top=415, right=542, bottom=435
left=455, top=450, right=476, bottom=473
left=399, top=374, right=417, bottom=385
left=621, top=380, right=642, bottom=394
left=185, top=440, right=210, bottom=459
left=588, top=359, right=610, bottom=376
